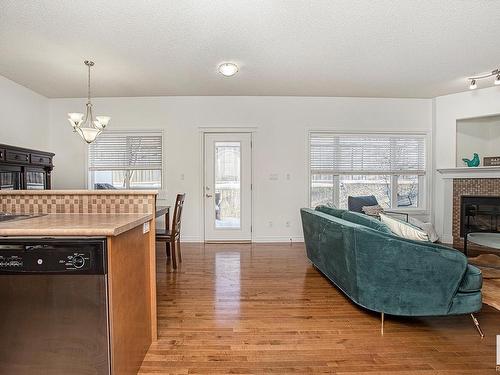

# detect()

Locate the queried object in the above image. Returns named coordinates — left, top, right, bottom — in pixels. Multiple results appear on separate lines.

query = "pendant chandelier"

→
left=67, top=60, right=110, bottom=143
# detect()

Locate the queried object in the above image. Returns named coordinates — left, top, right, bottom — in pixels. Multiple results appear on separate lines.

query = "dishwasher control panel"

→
left=0, top=238, right=106, bottom=275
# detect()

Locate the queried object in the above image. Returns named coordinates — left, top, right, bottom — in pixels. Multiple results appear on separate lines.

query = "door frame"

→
left=199, top=127, right=257, bottom=243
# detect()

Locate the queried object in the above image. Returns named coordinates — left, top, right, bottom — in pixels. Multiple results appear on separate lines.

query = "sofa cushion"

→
left=408, top=217, right=439, bottom=243
left=341, top=211, right=393, bottom=234
left=315, top=205, right=345, bottom=218
left=361, top=204, right=384, bottom=216
left=380, top=213, right=429, bottom=242
left=348, top=195, right=378, bottom=213
left=458, top=264, right=482, bottom=293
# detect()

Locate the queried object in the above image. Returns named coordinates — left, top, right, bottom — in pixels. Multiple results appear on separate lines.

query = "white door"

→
left=204, top=133, right=252, bottom=242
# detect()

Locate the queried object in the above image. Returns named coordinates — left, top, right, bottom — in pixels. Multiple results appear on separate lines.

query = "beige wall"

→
left=0, top=76, right=49, bottom=150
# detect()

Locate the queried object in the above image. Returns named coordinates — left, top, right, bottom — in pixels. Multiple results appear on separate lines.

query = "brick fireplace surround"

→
left=452, top=178, right=500, bottom=250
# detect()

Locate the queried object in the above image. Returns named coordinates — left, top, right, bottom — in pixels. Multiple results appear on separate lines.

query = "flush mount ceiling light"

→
left=468, top=68, right=500, bottom=90
left=67, top=60, right=111, bottom=144
left=218, top=62, right=239, bottom=77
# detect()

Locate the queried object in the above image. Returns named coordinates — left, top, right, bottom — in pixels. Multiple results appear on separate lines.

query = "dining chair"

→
left=156, top=193, right=185, bottom=269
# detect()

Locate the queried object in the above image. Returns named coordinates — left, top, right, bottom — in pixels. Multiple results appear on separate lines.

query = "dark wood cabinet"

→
left=0, top=144, right=54, bottom=190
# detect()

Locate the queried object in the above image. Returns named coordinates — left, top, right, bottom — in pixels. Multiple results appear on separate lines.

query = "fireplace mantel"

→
left=437, top=166, right=500, bottom=179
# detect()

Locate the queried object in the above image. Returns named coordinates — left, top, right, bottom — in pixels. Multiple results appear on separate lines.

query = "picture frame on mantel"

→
left=484, top=156, right=500, bottom=167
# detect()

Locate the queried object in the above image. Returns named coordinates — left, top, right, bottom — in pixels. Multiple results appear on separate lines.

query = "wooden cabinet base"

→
left=107, top=222, right=156, bottom=375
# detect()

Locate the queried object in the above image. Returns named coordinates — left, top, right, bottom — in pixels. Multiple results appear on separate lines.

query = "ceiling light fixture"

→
left=218, top=62, right=239, bottom=77
left=467, top=68, right=500, bottom=90
left=67, top=60, right=110, bottom=144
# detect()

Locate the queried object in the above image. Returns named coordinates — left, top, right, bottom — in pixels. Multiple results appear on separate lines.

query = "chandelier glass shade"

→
left=68, top=61, right=110, bottom=143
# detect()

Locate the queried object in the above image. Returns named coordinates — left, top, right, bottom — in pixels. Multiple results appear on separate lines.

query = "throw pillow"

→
left=380, top=213, right=430, bottom=242
left=408, top=217, right=439, bottom=243
left=361, top=204, right=384, bottom=216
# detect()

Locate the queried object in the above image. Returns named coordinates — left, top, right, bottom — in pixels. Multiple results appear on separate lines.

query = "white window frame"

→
left=86, top=129, right=165, bottom=191
left=307, top=130, right=430, bottom=212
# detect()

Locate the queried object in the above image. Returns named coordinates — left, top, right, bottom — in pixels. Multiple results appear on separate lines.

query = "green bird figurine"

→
left=462, top=153, right=480, bottom=167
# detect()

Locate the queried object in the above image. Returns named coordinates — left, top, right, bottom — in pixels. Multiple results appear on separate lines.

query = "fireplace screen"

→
left=460, top=196, right=500, bottom=237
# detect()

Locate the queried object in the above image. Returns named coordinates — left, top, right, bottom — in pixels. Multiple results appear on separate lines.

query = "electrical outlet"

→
left=286, top=221, right=291, bottom=227
left=268, top=221, right=273, bottom=227
left=180, top=173, right=185, bottom=180
left=286, top=173, right=291, bottom=180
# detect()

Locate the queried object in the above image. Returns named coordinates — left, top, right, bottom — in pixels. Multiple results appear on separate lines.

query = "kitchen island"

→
left=0, top=190, right=158, bottom=375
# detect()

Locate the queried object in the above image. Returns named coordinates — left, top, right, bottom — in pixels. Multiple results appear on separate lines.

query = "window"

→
left=88, top=131, right=163, bottom=189
left=309, top=132, right=426, bottom=209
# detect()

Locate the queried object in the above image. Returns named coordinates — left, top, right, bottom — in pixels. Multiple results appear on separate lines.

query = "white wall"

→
left=456, top=116, right=500, bottom=166
left=0, top=76, right=49, bottom=150
left=48, top=96, right=432, bottom=242
left=433, top=86, right=500, bottom=243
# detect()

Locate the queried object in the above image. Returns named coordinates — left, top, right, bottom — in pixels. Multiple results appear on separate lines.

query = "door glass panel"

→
left=215, top=142, right=241, bottom=228
left=0, top=171, right=21, bottom=190
left=26, top=171, right=45, bottom=190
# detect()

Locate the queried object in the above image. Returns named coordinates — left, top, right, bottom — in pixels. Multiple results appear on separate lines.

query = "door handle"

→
left=205, top=194, right=213, bottom=198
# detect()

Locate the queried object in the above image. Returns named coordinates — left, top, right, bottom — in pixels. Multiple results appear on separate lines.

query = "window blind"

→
left=88, top=131, right=163, bottom=171
left=310, top=133, right=426, bottom=175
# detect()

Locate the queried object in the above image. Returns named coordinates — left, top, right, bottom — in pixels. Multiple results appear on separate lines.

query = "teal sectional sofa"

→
left=300, top=206, right=484, bottom=335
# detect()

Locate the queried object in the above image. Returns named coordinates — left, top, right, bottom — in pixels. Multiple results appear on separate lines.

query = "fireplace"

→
left=452, top=178, right=500, bottom=251
left=460, top=195, right=500, bottom=237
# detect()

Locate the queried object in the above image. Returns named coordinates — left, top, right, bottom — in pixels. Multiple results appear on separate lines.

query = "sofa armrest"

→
left=353, top=229, right=469, bottom=316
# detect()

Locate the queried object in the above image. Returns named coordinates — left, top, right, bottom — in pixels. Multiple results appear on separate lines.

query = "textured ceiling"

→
left=0, top=0, right=499, bottom=98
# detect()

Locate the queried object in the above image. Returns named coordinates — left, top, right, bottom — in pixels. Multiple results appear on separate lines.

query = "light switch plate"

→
left=143, top=222, right=150, bottom=234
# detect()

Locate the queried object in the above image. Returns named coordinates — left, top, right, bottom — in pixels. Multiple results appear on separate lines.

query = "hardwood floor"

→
left=139, top=243, right=499, bottom=374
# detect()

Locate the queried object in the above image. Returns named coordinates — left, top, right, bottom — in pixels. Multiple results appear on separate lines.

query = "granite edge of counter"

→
left=0, top=213, right=154, bottom=237
left=0, top=190, right=159, bottom=195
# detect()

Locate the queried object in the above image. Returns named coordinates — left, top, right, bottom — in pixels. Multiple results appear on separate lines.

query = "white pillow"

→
left=408, top=217, right=439, bottom=243
left=380, top=213, right=430, bottom=242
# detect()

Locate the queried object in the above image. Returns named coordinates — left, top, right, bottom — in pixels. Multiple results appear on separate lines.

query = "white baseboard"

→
left=252, top=236, right=304, bottom=243
left=179, top=235, right=202, bottom=242
left=178, top=235, right=305, bottom=243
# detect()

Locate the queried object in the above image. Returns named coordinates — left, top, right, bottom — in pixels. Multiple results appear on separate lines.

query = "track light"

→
left=467, top=68, right=500, bottom=89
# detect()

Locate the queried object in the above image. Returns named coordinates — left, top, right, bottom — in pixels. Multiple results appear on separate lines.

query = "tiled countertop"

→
left=0, top=213, right=153, bottom=236
left=0, top=190, right=159, bottom=195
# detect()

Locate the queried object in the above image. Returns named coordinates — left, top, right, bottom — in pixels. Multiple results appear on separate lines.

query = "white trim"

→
left=200, top=129, right=255, bottom=242
left=437, top=166, right=500, bottom=179
left=198, top=126, right=258, bottom=133
left=252, top=236, right=305, bottom=243
left=179, top=237, right=305, bottom=244
left=307, top=128, right=429, bottom=136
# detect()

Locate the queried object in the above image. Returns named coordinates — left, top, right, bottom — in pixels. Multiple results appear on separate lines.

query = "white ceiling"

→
left=1, top=0, right=499, bottom=98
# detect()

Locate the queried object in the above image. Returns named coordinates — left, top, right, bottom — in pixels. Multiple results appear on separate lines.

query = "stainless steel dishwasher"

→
left=0, top=237, right=110, bottom=375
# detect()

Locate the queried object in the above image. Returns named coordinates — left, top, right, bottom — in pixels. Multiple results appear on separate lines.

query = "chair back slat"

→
left=172, top=193, right=185, bottom=236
